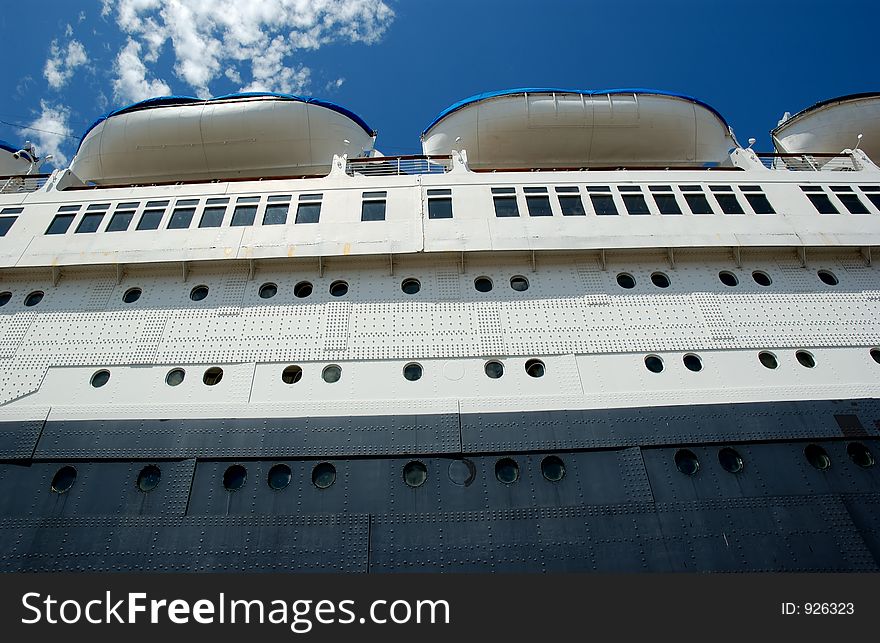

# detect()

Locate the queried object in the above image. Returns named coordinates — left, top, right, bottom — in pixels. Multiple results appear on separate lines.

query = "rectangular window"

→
left=623, top=194, right=650, bottom=215
left=206, top=197, right=230, bottom=205
left=653, top=194, right=682, bottom=214
left=838, top=194, right=869, bottom=214
left=558, top=195, right=585, bottom=216
left=267, top=195, right=291, bottom=202
left=427, top=189, right=453, bottom=219
left=525, top=187, right=552, bottom=216
left=231, top=205, right=257, bottom=226
left=493, top=195, right=519, bottom=217
left=58, top=204, right=81, bottom=212
left=106, top=210, right=134, bottom=232
left=799, top=185, right=823, bottom=192
left=263, top=202, right=289, bottom=225
left=167, top=207, right=196, bottom=229
left=618, top=186, right=642, bottom=192
left=295, top=195, right=322, bottom=224
left=806, top=193, right=839, bottom=214
left=86, top=203, right=110, bottom=211
left=46, top=213, right=75, bottom=235
left=684, top=194, right=712, bottom=214
left=744, top=193, right=776, bottom=214
left=864, top=193, right=880, bottom=210
left=590, top=195, right=617, bottom=215
left=199, top=206, right=226, bottom=228
left=235, top=196, right=260, bottom=203
left=361, top=190, right=387, bottom=222
left=75, top=212, right=104, bottom=233
left=0, top=217, right=17, bottom=236
left=555, top=186, right=579, bottom=193
left=0, top=207, right=23, bottom=215
left=137, top=209, right=165, bottom=230
left=715, top=194, right=745, bottom=215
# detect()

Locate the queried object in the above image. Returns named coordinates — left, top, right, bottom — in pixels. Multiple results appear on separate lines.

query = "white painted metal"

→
left=0, top=148, right=32, bottom=175
left=773, top=93, right=880, bottom=159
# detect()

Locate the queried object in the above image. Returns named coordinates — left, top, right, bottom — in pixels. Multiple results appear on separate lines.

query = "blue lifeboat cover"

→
left=0, top=139, right=19, bottom=154
left=422, top=87, right=730, bottom=136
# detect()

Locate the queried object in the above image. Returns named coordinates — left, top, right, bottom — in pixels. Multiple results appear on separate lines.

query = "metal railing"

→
left=345, top=155, right=452, bottom=177
left=0, top=173, right=51, bottom=194
left=756, top=153, right=861, bottom=172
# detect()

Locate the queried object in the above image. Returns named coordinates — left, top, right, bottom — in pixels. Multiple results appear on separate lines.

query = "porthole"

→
left=312, top=462, right=337, bottom=489
left=447, top=459, right=476, bottom=486
left=122, top=287, right=142, bottom=303
left=203, top=367, right=223, bottom=385
left=281, top=365, right=303, bottom=384
left=329, top=280, right=348, bottom=297
left=90, top=369, right=110, bottom=388
left=758, top=351, right=778, bottom=369
left=51, top=466, right=77, bottom=493
left=403, top=362, right=423, bottom=381
left=651, top=272, right=670, bottom=288
left=616, top=273, right=636, bottom=289
left=24, top=290, right=44, bottom=306
left=222, top=464, right=247, bottom=491
left=403, top=460, right=428, bottom=488
left=847, top=442, right=875, bottom=468
left=165, top=368, right=185, bottom=386
left=136, top=465, right=161, bottom=492
left=541, top=455, right=566, bottom=482
left=674, top=449, right=700, bottom=475
left=322, top=364, right=342, bottom=383
left=718, top=271, right=739, bottom=287
left=495, top=458, right=520, bottom=484
left=751, top=271, right=772, bottom=286
left=644, top=355, right=664, bottom=373
left=525, top=358, right=545, bottom=378
left=401, top=278, right=421, bottom=295
left=796, top=350, right=815, bottom=368
left=510, top=275, right=529, bottom=292
left=0, top=291, right=11, bottom=306
left=817, top=269, right=838, bottom=286
left=485, top=360, right=504, bottom=379
left=804, top=444, right=831, bottom=470
left=267, top=463, right=292, bottom=490
left=718, top=447, right=744, bottom=474
left=293, top=281, right=313, bottom=298
left=259, top=282, right=277, bottom=299
left=683, top=354, right=703, bottom=372
left=474, top=276, right=493, bottom=292
left=189, top=285, right=209, bottom=301
left=871, top=348, right=880, bottom=365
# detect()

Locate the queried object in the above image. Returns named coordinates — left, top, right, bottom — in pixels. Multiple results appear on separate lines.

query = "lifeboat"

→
left=772, top=92, right=880, bottom=159
left=0, top=140, right=36, bottom=175
left=70, top=93, right=376, bottom=185
left=421, top=88, right=738, bottom=169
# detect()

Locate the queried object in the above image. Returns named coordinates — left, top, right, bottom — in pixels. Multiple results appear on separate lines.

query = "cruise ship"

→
left=0, top=88, right=878, bottom=572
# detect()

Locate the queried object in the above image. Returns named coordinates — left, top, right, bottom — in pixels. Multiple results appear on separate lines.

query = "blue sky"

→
left=0, top=0, right=876, bottom=169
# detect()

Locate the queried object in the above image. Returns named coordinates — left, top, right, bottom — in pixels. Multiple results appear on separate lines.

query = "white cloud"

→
left=325, top=77, right=345, bottom=92
left=44, top=39, right=89, bottom=89
left=112, top=38, right=171, bottom=103
left=22, top=101, right=73, bottom=167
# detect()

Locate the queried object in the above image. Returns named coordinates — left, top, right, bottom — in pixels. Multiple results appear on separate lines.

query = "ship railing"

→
left=0, top=173, right=51, bottom=194
left=346, top=155, right=452, bottom=177
left=756, top=153, right=861, bottom=172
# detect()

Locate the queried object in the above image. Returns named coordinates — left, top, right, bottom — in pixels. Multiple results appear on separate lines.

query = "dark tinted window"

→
left=46, top=213, right=75, bottom=235
left=838, top=194, right=869, bottom=214
left=361, top=199, right=386, bottom=221
left=263, top=203, right=289, bottom=225
left=715, top=194, right=745, bottom=214
left=106, top=211, right=134, bottom=232
left=428, top=197, right=453, bottom=219
left=653, top=194, right=682, bottom=214
left=295, top=202, right=321, bottom=223
left=744, top=193, right=775, bottom=214
left=558, top=195, right=585, bottom=215
left=623, top=194, right=650, bottom=215
left=806, top=193, right=839, bottom=214
left=136, top=209, right=164, bottom=230
left=526, top=195, right=552, bottom=216
left=865, top=194, right=880, bottom=210
left=685, top=194, right=713, bottom=214
left=231, top=205, right=257, bottom=226
left=0, top=217, right=16, bottom=236
left=75, top=212, right=104, bottom=233
left=168, top=207, right=196, bottom=229
left=590, top=195, right=617, bottom=215
left=199, top=206, right=225, bottom=228
left=493, top=196, right=519, bottom=217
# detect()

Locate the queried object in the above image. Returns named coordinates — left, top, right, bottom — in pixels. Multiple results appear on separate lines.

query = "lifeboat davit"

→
left=421, top=88, right=738, bottom=169
left=0, top=140, right=36, bottom=175
left=70, top=93, right=376, bottom=185
left=772, top=92, right=880, bottom=159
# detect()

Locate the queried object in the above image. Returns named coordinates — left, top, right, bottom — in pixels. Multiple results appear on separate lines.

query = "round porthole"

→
left=805, top=444, right=831, bottom=470
left=644, top=355, right=664, bottom=373
left=616, top=273, right=636, bottom=289
left=259, top=282, right=277, bottom=299
left=189, top=285, right=209, bottom=301
left=51, top=466, right=77, bottom=493
left=847, top=442, right=875, bottom=468
left=293, top=281, right=313, bottom=298
left=267, top=464, right=292, bottom=490
left=90, top=369, right=110, bottom=388
left=222, top=465, right=247, bottom=491
left=718, top=271, right=739, bottom=287
left=165, top=368, right=185, bottom=386
left=541, top=455, right=566, bottom=482
left=485, top=360, right=504, bottom=379
left=871, top=348, right=880, bottom=365
left=651, top=272, right=670, bottom=288
left=403, top=461, right=428, bottom=488
left=510, top=275, right=530, bottom=292
left=403, top=362, right=423, bottom=381
left=322, top=364, right=342, bottom=383
left=683, top=354, right=703, bottom=372
left=718, top=447, right=744, bottom=474
left=122, top=287, right=142, bottom=303
left=474, top=276, right=493, bottom=293
left=758, top=351, right=778, bottom=369
left=817, top=270, right=838, bottom=286
left=0, top=291, right=11, bottom=306
left=203, top=367, right=223, bottom=385
left=751, top=271, right=772, bottom=286
left=329, top=280, right=349, bottom=297
left=674, top=449, right=700, bottom=475
left=495, top=458, right=520, bottom=484
left=24, top=291, right=44, bottom=307
left=312, top=462, right=337, bottom=489
left=448, top=459, right=476, bottom=486
left=136, top=465, right=161, bottom=492
left=796, top=350, right=815, bottom=368
left=281, top=365, right=303, bottom=384
left=401, top=278, right=421, bottom=295
left=525, top=359, right=545, bottom=378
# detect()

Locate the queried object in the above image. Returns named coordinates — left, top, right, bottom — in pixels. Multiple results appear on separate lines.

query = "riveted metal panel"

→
left=841, top=492, right=880, bottom=566
left=0, top=514, right=369, bottom=572
left=323, top=300, right=351, bottom=352
left=0, top=419, right=44, bottom=460
left=34, top=413, right=461, bottom=460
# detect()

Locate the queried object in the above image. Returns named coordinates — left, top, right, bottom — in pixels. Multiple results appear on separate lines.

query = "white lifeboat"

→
left=421, top=88, right=738, bottom=169
left=70, top=93, right=376, bottom=185
left=772, top=92, right=880, bottom=160
left=0, top=140, right=36, bottom=175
